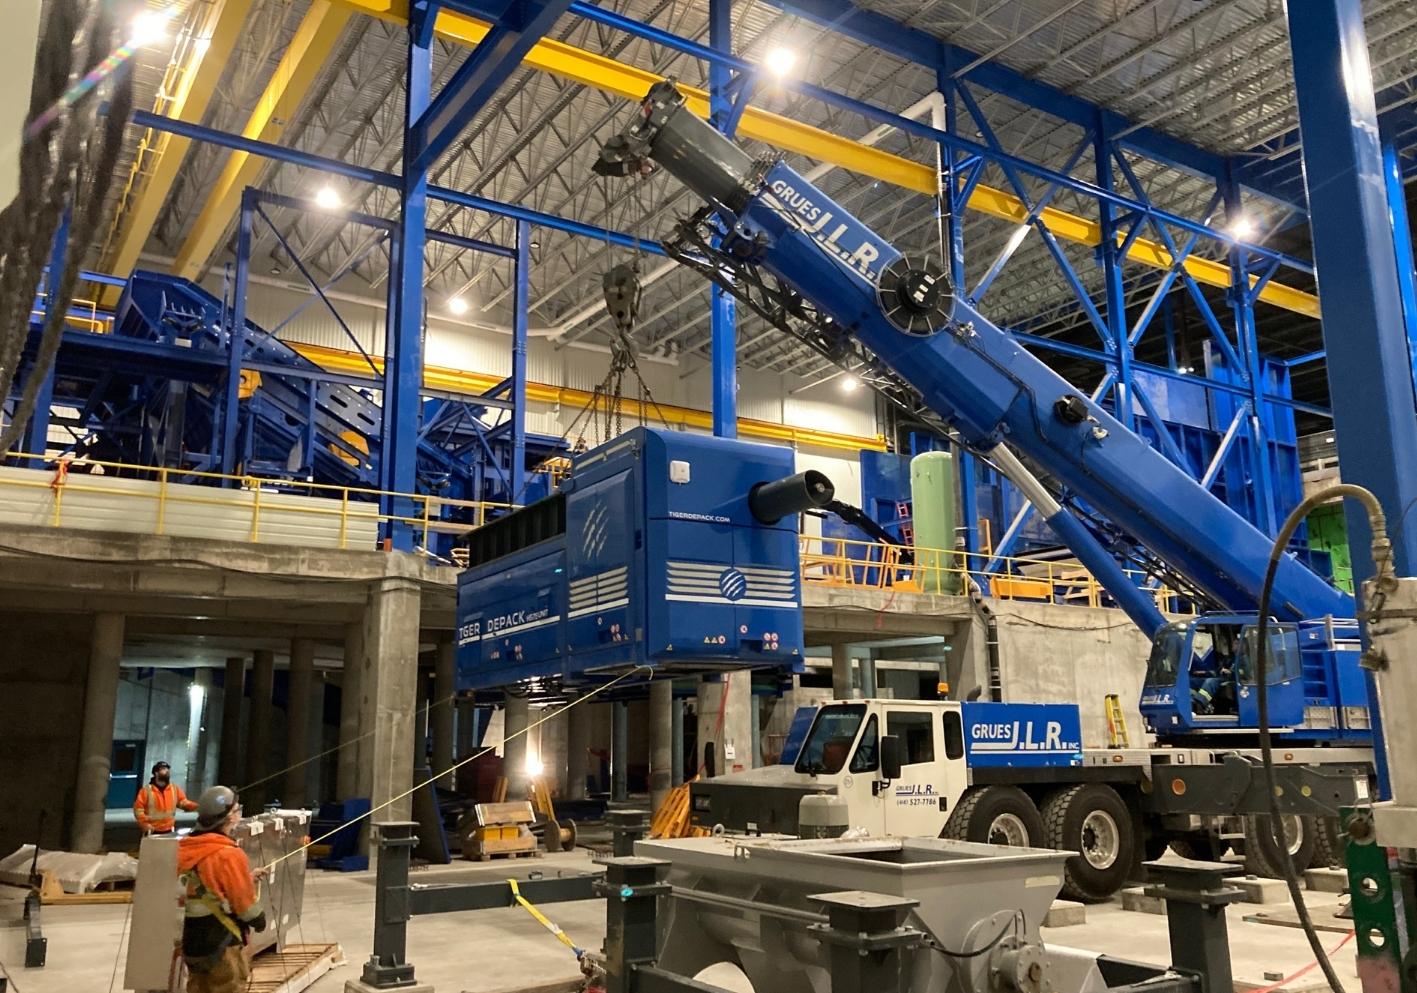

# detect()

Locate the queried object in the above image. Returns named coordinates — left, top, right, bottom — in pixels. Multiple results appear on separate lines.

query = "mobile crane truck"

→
left=594, top=80, right=1374, bottom=902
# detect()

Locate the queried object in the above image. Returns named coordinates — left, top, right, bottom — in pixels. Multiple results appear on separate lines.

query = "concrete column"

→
left=566, top=695, right=590, bottom=800
left=189, top=668, right=214, bottom=796
left=337, top=622, right=363, bottom=799
left=671, top=697, right=685, bottom=787
left=859, top=654, right=877, bottom=698
left=72, top=613, right=124, bottom=853
left=247, top=649, right=276, bottom=807
left=414, top=666, right=429, bottom=772
left=219, top=656, right=246, bottom=787
left=503, top=696, right=530, bottom=799
left=307, top=681, right=326, bottom=802
left=750, top=693, right=763, bottom=768
left=611, top=700, right=629, bottom=802
left=456, top=697, right=477, bottom=793
left=432, top=636, right=455, bottom=787
left=285, top=638, right=316, bottom=807
left=831, top=643, right=854, bottom=700
left=356, top=578, right=422, bottom=826
left=649, top=680, right=674, bottom=813
left=696, top=673, right=753, bottom=777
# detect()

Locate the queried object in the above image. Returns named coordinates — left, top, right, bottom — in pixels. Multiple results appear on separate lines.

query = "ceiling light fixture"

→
left=129, top=7, right=176, bottom=47
left=448, top=297, right=470, bottom=316
left=313, top=185, right=341, bottom=210
left=841, top=374, right=860, bottom=392
left=764, top=47, right=798, bottom=78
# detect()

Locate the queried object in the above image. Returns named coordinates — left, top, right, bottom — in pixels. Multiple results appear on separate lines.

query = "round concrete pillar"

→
left=285, top=638, right=316, bottom=806
left=432, top=637, right=456, bottom=787
left=649, top=680, right=674, bottom=813
left=503, top=695, right=530, bottom=799
left=72, top=613, right=124, bottom=853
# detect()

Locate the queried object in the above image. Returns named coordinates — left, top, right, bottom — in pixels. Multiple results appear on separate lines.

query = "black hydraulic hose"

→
left=1255, top=484, right=1391, bottom=993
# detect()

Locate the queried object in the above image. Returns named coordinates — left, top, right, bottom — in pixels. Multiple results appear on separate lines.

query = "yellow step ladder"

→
left=1104, top=694, right=1131, bottom=749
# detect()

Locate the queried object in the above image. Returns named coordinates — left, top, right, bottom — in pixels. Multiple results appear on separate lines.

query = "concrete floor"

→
left=0, top=853, right=1358, bottom=993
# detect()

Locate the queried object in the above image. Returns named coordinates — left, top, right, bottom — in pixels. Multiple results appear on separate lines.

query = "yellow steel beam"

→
left=101, top=0, right=252, bottom=296
left=171, top=1, right=353, bottom=281
left=292, top=341, right=887, bottom=452
left=325, top=0, right=1319, bottom=320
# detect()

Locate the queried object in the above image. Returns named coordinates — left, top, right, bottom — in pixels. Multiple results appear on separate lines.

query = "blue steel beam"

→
left=223, top=191, right=256, bottom=479
left=754, top=0, right=1302, bottom=212
left=1287, top=3, right=1417, bottom=577
left=383, top=4, right=439, bottom=547
left=413, top=0, right=575, bottom=172
left=129, top=110, right=661, bottom=256
left=511, top=219, right=530, bottom=497
left=708, top=0, right=737, bottom=439
left=1383, top=143, right=1417, bottom=392
left=1286, top=0, right=1417, bottom=801
left=566, top=3, right=1314, bottom=277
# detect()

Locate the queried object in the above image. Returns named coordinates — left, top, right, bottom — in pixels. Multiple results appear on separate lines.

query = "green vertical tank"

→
left=910, top=450, right=959, bottom=594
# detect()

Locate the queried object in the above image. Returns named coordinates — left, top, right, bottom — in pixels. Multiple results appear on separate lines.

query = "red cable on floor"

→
left=1245, top=930, right=1355, bottom=993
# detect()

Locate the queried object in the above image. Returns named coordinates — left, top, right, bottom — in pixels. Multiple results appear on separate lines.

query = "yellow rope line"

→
left=256, top=665, right=652, bottom=872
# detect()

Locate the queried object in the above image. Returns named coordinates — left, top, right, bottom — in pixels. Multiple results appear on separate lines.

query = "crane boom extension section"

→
left=598, top=81, right=1350, bottom=630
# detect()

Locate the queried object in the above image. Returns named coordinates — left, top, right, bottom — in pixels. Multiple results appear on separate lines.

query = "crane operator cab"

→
left=1140, top=614, right=1303, bottom=735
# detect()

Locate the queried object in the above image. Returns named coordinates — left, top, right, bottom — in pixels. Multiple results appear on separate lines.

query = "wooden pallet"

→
left=468, top=849, right=542, bottom=862
left=246, top=943, right=344, bottom=993
left=36, top=870, right=133, bottom=905
left=650, top=780, right=711, bottom=840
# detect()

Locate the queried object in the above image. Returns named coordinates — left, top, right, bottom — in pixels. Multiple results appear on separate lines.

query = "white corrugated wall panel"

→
left=0, top=467, right=379, bottom=550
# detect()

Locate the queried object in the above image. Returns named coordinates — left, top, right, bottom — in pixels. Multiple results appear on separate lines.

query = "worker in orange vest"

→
left=132, top=761, right=199, bottom=835
left=177, top=787, right=267, bottom=993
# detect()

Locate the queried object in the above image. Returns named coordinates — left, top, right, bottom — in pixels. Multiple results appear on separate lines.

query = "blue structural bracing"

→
left=456, top=427, right=807, bottom=692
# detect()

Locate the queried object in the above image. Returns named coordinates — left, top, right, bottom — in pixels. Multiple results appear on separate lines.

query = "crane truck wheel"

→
left=1040, top=784, right=1134, bottom=902
left=1242, top=813, right=1316, bottom=879
left=942, top=787, right=1045, bottom=849
left=1311, top=815, right=1344, bottom=868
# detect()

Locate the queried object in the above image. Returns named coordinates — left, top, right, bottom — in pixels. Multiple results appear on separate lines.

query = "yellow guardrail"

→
left=30, top=294, right=114, bottom=335
left=800, top=533, right=1193, bottom=615
left=1, top=451, right=515, bottom=553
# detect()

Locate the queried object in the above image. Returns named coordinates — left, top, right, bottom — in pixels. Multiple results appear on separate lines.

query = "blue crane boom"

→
left=596, top=81, right=1353, bottom=635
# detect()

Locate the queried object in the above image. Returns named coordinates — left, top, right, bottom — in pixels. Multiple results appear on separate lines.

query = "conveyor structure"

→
left=13, top=269, right=565, bottom=542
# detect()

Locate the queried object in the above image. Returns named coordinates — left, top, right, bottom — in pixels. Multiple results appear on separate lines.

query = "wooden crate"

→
left=461, top=800, right=539, bottom=861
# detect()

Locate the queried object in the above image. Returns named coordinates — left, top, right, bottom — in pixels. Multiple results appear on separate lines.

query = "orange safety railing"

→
left=799, top=533, right=1194, bottom=616
left=0, top=450, right=515, bottom=554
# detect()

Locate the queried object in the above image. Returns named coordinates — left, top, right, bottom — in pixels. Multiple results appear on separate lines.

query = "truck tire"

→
left=1243, top=813, right=1316, bottom=879
left=1311, top=816, right=1344, bottom=869
left=942, top=787, right=1045, bottom=848
left=1169, top=833, right=1229, bottom=862
left=1041, top=785, right=1134, bottom=902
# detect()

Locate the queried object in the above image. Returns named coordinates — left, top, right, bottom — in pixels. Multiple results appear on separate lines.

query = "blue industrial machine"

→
left=14, top=269, right=565, bottom=546
left=455, top=426, right=832, bottom=690
left=597, top=80, right=1364, bottom=747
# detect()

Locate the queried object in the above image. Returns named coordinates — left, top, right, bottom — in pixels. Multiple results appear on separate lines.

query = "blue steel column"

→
left=941, top=71, right=981, bottom=570
left=511, top=220, right=530, bottom=499
left=222, top=190, right=256, bottom=481
left=708, top=0, right=737, bottom=438
left=1094, top=116, right=1133, bottom=431
left=1222, top=168, right=1276, bottom=536
left=383, top=4, right=437, bottom=547
left=1286, top=0, right=1417, bottom=801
